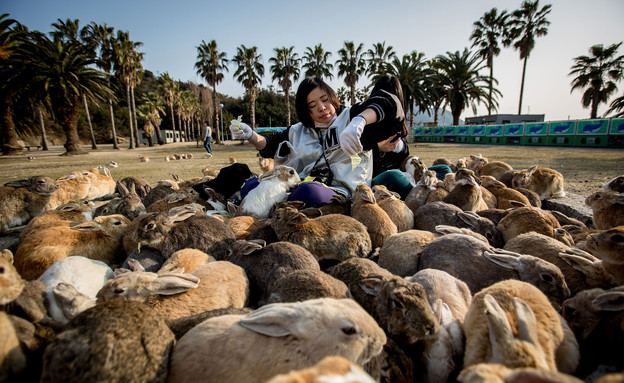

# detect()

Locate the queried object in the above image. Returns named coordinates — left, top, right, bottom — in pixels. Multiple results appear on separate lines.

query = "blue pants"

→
left=203, top=138, right=212, bottom=153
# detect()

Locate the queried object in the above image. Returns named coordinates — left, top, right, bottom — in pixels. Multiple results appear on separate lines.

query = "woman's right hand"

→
left=229, top=122, right=253, bottom=140
left=377, top=135, right=400, bottom=152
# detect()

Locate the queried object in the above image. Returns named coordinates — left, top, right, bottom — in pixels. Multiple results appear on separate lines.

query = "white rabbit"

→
left=236, top=165, right=300, bottom=219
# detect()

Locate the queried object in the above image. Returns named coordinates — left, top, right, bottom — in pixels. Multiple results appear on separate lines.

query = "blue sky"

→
left=4, top=0, right=624, bottom=122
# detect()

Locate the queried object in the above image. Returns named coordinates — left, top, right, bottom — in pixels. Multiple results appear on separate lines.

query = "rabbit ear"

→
left=1, top=249, right=14, bottom=264
left=114, top=267, right=133, bottom=277
left=457, top=211, right=480, bottom=229
left=435, top=225, right=463, bottom=236
left=300, top=207, right=322, bottom=219
left=482, top=249, right=523, bottom=271
left=117, top=181, right=129, bottom=197
left=484, top=293, right=513, bottom=343
left=592, top=291, right=624, bottom=312
left=291, top=213, right=309, bottom=226
left=4, top=179, right=30, bottom=188
left=239, top=303, right=299, bottom=337
left=360, top=274, right=385, bottom=297
left=258, top=168, right=277, bottom=182
left=127, top=258, right=145, bottom=272
left=509, top=200, right=528, bottom=208
left=512, top=297, right=540, bottom=346
left=239, top=240, right=265, bottom=255
left=164, top=205, right=197, bottom=225
left=71, top=221, right=103, bottom=232
left=148, top=273, right=200, bottom=295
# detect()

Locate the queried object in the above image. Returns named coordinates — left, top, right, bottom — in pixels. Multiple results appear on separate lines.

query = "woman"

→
left=230, top=77, right=403, bottom=206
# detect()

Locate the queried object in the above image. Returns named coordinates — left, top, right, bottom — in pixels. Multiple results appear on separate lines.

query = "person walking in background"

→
left=202, top=122, right=213, bottom=154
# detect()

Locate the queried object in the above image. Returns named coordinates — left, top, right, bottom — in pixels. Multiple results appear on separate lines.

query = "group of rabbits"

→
left=0, top=153, right=623, bottom=383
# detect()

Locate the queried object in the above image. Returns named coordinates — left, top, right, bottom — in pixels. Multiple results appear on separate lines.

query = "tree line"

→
left=1, top=0, right=623, bottom=156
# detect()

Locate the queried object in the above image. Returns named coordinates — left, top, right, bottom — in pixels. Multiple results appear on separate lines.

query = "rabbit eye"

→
left=289, top=170, right=294, bottom=175
left=391, top=299, right=404, bottom=309
left=541, top=274, right=553, bottom=283
left=611, top=234, right=624, bottom=243
left=146, top=223, right=155, bottom=230
left=0, top=266, right=4, bottom=274
left=486, top=232, right=493, bottom=240
left=114, top=287, right=125, bottom=294
left=114, top=221, right=122, bottom=226
left=341, top=326, right=356, bottom=335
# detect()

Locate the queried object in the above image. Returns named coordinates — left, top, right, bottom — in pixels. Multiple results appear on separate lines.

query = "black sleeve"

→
left=350, top=89, right=404, bottom=126
left=258, top=127, right=292, bottom=158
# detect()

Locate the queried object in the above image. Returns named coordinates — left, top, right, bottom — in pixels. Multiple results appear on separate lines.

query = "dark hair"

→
left=371, top=75, right=408, bottom=137
left=295, top=77, right=340, bottom=128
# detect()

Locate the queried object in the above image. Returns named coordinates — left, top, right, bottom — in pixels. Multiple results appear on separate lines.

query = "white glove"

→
left=229, top=121, right=253, bottom=140
left=340, top=116, right=366, bottom=156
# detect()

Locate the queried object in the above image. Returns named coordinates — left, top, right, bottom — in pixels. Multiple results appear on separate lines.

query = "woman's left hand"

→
left=377, top=135, right=400, bottom=152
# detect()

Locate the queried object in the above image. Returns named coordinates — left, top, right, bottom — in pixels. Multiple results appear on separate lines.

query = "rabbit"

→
left=0, top=176, right=59, bottom=234
left=271, top=202, right=372, bottom=264
left=443, top=168, right=484, bottom=212
left=480, top=175, right=531, bottom=209
left=14, top=214, right=131, bottom=280
left=401, top=156, right=428, bottom=186
left=236, top=165, right=300, bottom=219
left=258, top=154, right=275, bottom=173
left=19, top=200, right=95, bottom=239
left=223, top=239, right=320, bottom=306
left=584, top=190, right=624, bottom=230
left=465, top=154, right=488, bottom=173
left=497, top=205, right=561, bottom=243
left=377, top=230, right=439, bottom=277
left=604, top=175, right=624, bottom=193
left=584, top=226, right=624, bottom=284
left=192, top=163, right=254, bottom=201
left=413, top=201, right=504, bottom=248
left=463, top=280, right=579, bottom=374
left=97, top=259, right=249, bottom=323
left=267, top=269, right=351, bottom=304
left=139, top=155, right=150, bottom=162
left=371, top=184, right=414, bottom=232
left=117, top=176, right=151, bottom=198
left=351, top=184, right=398, bottom=248
left=96, top=181, right=146, bottom=220
left=511, top=165, right=566, bottom=199
left=167, top=298, right=386, bottom=383
left=124, top=204, right=236, bottom=260
left=40, top=300, right=175, bottom=383
left=477, top=161, right=514, bottom=179
left=266, top=355, right=376, bottom=383
left=418, top=233, right=571, bottom=303
left=405, top=170, right=439, bottom=213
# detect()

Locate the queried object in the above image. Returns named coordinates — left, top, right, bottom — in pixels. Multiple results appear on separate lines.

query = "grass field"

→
left=1, top=140, right=622, bottom=197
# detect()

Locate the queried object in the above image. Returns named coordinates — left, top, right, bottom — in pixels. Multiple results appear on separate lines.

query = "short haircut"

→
left=295, top=77, right=340, bottom=128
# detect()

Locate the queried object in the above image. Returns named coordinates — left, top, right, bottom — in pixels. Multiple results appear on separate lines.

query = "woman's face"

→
left=306, top=87, right=336, bottom=124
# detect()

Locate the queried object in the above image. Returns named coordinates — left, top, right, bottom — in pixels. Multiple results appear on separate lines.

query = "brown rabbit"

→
left=477, top=161, right=513, bottom=179
left=351, top=184, right=397, bottom=248
left=0, top=176, right=59, bottom=234
left=585, top=226, right=624, bottom=284
left=371, top=185, right=414, bottom=232
left=443, top=168, right=483, bottom=212
left=585, top=190, right=624, bottom=230
left=481, top=175, right=531, bottom=209
left=512, top=165, right=566, bottom=199
left=604, top=175, right=624, bottom=193
left=497, top=205, right=560, bottom=243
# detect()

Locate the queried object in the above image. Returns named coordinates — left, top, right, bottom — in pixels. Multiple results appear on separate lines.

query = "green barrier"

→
left=413, top=127, right=423, bottom=142
left=504, top=123, right=524, bottom=145
left=486, top=124, right=504, bottom=144
left=610, top=118, right=624, bottom=135
left=522, top=136, right=547, bottom=145
left=574, top=135, right=608, bottom=147
left=547, top=120, right=577, bottom=146
left=548, top=135, right=575, bottom=146
left=577, top=119, right=609, bottom=135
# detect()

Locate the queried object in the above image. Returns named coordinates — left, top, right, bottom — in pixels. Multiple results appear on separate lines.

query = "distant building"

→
left=465, top=114, right=545, bottom=125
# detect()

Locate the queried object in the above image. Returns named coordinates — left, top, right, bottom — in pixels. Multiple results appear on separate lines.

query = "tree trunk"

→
left=154, top=121, right=164, bottom=145
left=131, top=86, right=140, bottom=147
left=213, top=84, right=221, bottom=144
left=284, top=85, right=291, bottom=127
left=37, top=105, right=49, bottom=151
left=488, top=58, right=494, bottom=116
left=169, top=102, right=178, bottom=142
left=83, top=94, right=98, bottom=149
left=350, top=86, right=356, bottom=106
left=58, top=99, right=87, bottom=155
left=1, top=95, right=24, bottom=155
left=250, top=88, right=256, bottom=129
left=177, top=112, right=183, bottom=141
left=591, top=97, right=598, bottom=119
left=109, top=99, right=119, bottom=149
left=126, top=84, right=135, bottom=149
left=518, top=56, right=528, bottom=115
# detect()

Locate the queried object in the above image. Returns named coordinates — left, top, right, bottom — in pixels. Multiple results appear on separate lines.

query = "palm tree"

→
left=606, top=93, right=624, bottom=118
left=14, top=31, right=113, bottom=155
left=382, top=52, right=433, bottom=128
left=138, top=92, right=166, bottom=146
left=336, top=41, right=366, bottom=105
left=470, top=8, right=510, bottom=115
left=85, top=22, right=120, bottom=148
left=0, top=14, right=26, bottom=155
left=232, top=45, right=264, bottom=128
left=195, top=40, right=228, bottom=144
left=433, top=48, right=496, bottom=125
left=159, top=73, right=178, bottom=142
left=302, top=44, right=333, bottom=80
left=569, top=43, right=624, bottom=119
left=51, top=18, right=101, bottom=149
left=366, top=41, right=396, bottom=79
left=270, top=46, right=300, bottom=127
left=112, top=30, right=143, bottom=149
left=508, top=0, right=552, bottom=114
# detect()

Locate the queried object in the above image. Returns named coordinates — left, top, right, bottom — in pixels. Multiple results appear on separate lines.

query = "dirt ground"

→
left=1, top=141, right=623, bottom=198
